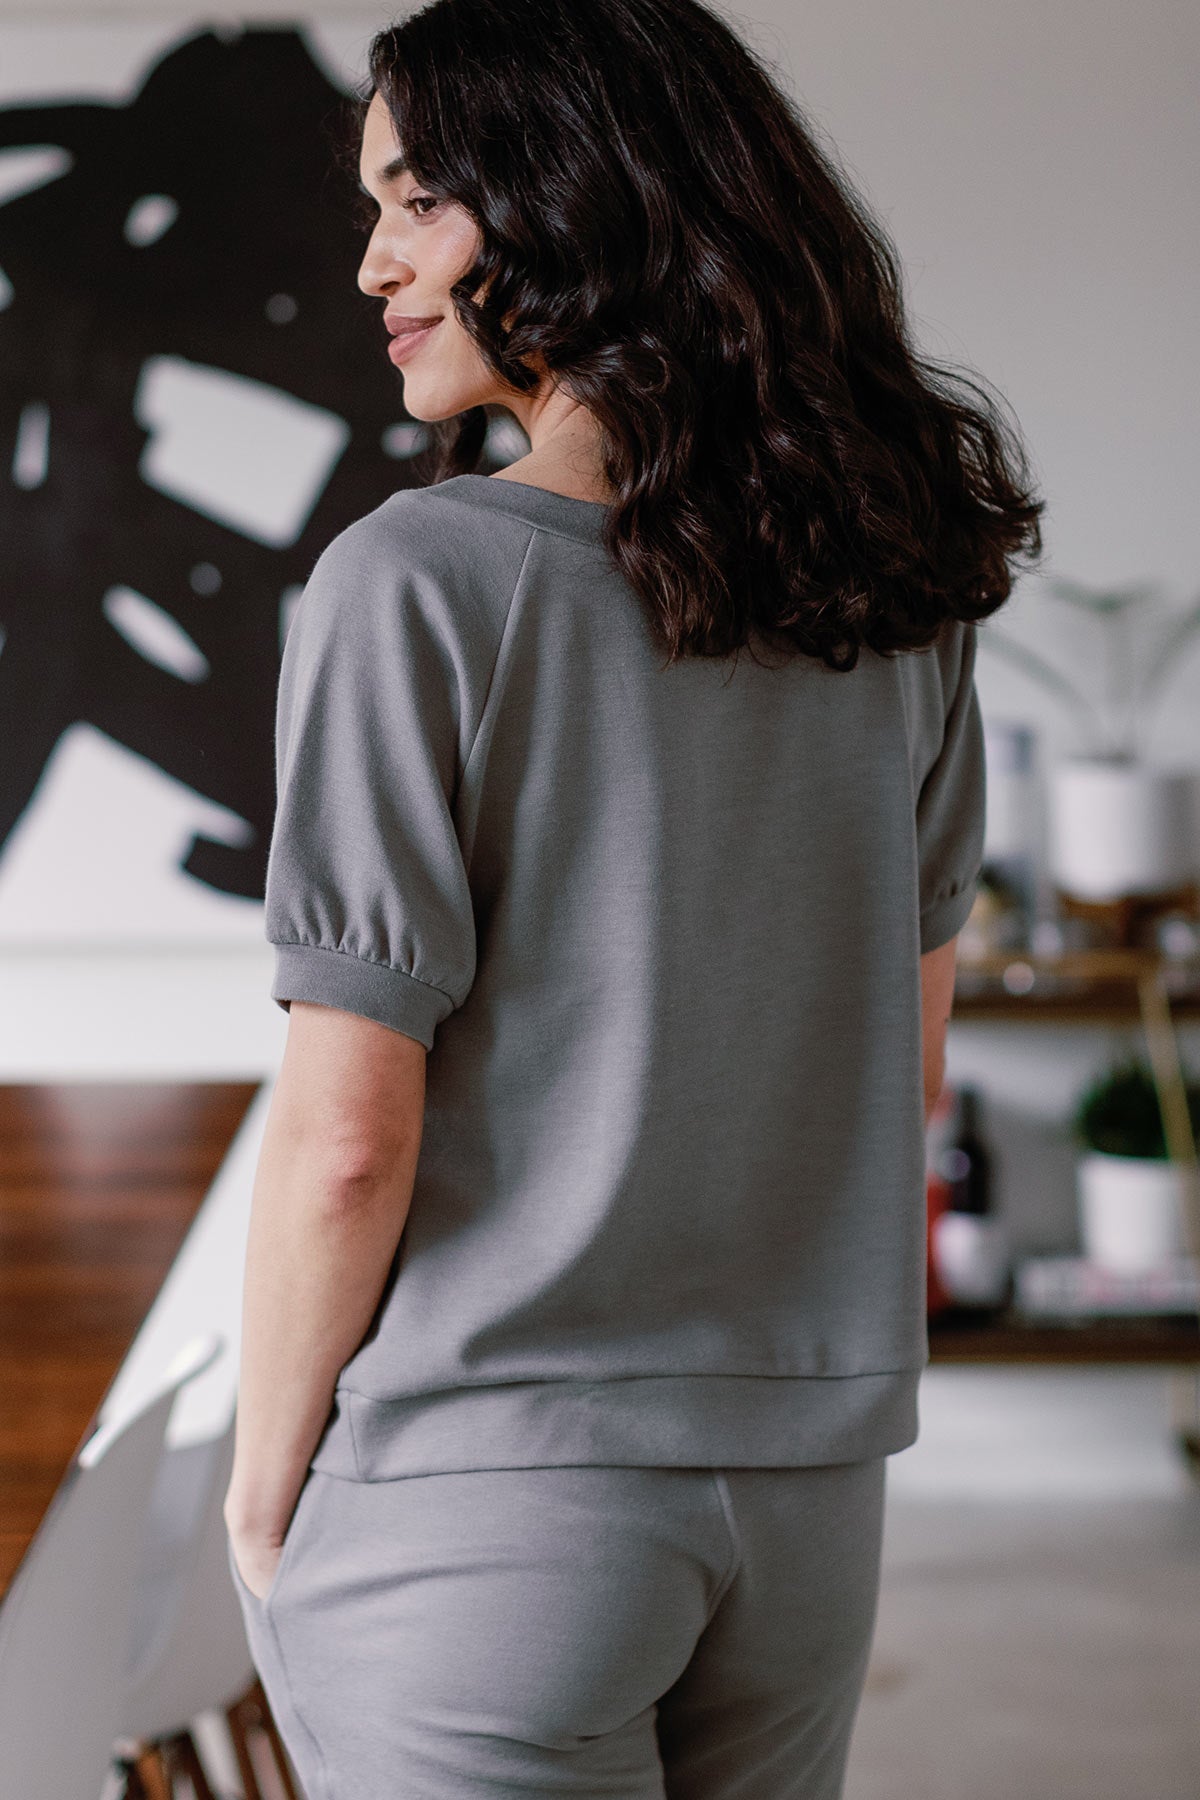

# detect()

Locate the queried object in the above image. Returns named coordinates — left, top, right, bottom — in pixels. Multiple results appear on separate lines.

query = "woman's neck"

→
left=488, top=455, right=616, bottom=505
left=490, top=401, right=616, bottom=505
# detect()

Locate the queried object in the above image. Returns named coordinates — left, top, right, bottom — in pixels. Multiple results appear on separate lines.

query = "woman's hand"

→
left=225, top=1480, right=296, bottom=1601
left=226, top=1517, right=286, bottom=1601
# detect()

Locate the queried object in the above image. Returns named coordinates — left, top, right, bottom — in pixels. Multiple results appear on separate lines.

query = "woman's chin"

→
left=395, top=377, right=483, bottom=425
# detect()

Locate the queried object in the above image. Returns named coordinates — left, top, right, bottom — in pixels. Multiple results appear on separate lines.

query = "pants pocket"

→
left=226, top=1468, right=317, bottom=1616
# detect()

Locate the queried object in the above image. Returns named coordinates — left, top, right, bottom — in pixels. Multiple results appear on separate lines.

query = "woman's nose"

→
left=357, top=233, right=412, bottom=298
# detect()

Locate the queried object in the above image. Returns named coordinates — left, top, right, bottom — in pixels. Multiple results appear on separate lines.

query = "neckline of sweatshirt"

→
left=427, top=473, right=610, bottom=543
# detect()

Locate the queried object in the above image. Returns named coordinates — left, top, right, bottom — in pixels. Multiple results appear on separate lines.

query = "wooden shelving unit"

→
left=928, top=1311, right=1200, bottom=1365
left=927, top=944, right=1200, bottom=1471
left=951, top=945, right=1200, bottom=1021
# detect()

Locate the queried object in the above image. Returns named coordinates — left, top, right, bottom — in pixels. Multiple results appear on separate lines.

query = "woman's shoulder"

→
left=296, top=482, right=537, bottom=665
left=315, top=479, right=536, bottom=579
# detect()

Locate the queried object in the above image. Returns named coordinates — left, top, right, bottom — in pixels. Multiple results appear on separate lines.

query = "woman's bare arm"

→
left=224, top=1000, right=427, bottom=1550
left=921, top=936, right=960, bottom=1124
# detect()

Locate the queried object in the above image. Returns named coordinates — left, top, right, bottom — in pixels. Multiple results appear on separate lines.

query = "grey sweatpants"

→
left=227, top=1457, right=887, bottom=1799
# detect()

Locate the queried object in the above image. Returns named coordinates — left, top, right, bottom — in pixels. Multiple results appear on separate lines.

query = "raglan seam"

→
left=457, top=524, right=539, bottom=799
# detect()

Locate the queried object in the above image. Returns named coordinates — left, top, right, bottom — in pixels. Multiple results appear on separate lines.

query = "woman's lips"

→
left=387, top=319, right=441, bottom=365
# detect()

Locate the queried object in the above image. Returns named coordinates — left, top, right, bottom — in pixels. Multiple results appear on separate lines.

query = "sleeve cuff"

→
left=269, top=941, right=453, bottom=1049
left=919, top=880, right=978, bottom=954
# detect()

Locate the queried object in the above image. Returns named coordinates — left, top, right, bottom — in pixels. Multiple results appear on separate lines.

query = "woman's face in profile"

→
left=356, top=90, right=498, bottom=420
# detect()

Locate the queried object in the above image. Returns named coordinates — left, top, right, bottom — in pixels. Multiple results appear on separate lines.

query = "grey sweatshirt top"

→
left=262, top=473, right=987, bottom=1480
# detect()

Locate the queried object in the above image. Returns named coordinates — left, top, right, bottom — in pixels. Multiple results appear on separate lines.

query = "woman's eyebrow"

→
left=358, top=157, right=409, bottom=199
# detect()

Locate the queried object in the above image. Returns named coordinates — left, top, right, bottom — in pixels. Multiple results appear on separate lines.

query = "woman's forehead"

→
left=360, top=92, right=404, bottom=175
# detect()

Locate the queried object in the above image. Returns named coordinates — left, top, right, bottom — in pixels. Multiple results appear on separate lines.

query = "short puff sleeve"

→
left=263, top=519, right=478, bottom=1049
left=916, top=620, right=987, bottom=954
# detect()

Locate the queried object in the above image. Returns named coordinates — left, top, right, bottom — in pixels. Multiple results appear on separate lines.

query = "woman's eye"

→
left=351, top=190, right=440, bottom=231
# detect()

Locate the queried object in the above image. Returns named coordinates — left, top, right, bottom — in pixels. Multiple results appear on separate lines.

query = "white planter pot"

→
left=1048, top=758, right=1197, bottom=902
left=1076, top=1151, right=1192, bottom=1273
left=932, top=1210, right=1011, bottom=1306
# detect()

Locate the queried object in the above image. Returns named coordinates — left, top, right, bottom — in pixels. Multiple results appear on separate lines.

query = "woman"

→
left=225, top=0, right=1043, bottom=1793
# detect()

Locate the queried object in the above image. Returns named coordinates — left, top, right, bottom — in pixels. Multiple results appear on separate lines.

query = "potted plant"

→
left=983, top=577, right=1200, bottom=904
left=1071, top=1056, right=1200, bottom=1273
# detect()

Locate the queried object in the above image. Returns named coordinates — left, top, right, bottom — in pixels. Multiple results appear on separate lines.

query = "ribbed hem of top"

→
left=307, top=1368, right=924, bottom=1480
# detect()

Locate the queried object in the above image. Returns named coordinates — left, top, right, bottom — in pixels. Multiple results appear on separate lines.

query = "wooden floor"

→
left=0, top=1081, right=259, bottom=1596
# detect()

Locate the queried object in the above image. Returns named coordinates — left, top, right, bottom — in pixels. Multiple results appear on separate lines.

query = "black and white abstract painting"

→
left=0, top=19, right=521, bottom=945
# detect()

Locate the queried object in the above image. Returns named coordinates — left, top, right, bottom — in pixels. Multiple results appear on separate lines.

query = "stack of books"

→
left=1014, top=1254, right=1200, bottom=1319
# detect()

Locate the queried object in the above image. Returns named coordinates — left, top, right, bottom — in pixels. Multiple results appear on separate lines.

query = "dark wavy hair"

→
left=359, top=0, right=1045, bottom=670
